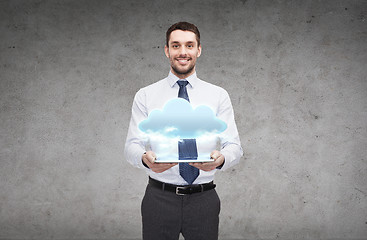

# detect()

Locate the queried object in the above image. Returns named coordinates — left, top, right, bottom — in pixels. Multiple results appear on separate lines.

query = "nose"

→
left=179, top=46, right=187, bottom=56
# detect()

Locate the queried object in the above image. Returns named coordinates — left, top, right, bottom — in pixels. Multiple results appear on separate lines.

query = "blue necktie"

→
left=177, top=80, right=199, bottom=185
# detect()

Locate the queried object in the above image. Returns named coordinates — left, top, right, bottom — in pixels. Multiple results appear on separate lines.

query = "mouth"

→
left=176, top=58, right=191, bottom=65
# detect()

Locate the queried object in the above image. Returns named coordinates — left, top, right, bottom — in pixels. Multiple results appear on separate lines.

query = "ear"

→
left=197, top=45, right=202, bottom=57
left=164, top=45, right=170, bottom=58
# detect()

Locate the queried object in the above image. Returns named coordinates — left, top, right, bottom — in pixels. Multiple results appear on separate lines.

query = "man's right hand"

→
left=142, top=151, right=177, bottom=173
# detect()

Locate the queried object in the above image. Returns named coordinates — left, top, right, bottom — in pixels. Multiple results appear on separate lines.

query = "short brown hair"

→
left=166, top=22, right=201, bottom=47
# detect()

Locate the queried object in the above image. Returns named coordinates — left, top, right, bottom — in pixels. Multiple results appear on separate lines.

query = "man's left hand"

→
left=189, top=150, right=224, bottom=171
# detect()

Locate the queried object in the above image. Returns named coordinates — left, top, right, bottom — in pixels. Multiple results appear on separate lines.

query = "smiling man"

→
left=124, top=22, right=243, bottom=240
left=165, top=29, right=201, bottom=78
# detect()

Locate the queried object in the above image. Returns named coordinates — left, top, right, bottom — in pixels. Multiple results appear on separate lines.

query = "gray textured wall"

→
left=1, top=0, right=366, bottom=239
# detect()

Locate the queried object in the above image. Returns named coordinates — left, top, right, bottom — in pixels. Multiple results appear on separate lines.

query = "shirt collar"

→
left=167, top=71, right=198, bottom=88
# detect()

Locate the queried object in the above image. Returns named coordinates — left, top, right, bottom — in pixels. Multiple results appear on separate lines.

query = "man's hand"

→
left=142, top=151, right=177, bottom=173
left=190, top=150, right=224, bottom=172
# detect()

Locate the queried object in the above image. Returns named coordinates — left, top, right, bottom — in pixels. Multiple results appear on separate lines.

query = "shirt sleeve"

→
left=216, top=89, right=243, bottom=171
left=124, top=89, right=150, bottom=170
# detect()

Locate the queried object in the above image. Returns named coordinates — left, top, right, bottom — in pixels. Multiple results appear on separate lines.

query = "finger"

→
left=191, top=162, right=211, bottom=171
left=148, top=155, right=156, bottom=163
left=153, top=163, right=177, bottom=173
left=211, top=151, right=220, bottom=160
left=189, top=162, right=203, bottom=167
left=193, top=161, right=218, bottom=171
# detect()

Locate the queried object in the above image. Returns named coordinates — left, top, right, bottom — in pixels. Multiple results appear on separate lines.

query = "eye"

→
left=172, top=45, right=179, bottom=48
left=187, top=45, right=193, bottom=48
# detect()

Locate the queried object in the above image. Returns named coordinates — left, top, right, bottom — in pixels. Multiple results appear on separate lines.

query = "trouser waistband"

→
left=148, top=177, right=216, bottom=195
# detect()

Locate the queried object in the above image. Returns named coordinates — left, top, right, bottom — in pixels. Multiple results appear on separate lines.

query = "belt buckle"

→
left=176, top=186, right=188, bottom=196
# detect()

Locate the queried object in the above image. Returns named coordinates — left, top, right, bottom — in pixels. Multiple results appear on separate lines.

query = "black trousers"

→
left=141, top=181, right=221, bottom=240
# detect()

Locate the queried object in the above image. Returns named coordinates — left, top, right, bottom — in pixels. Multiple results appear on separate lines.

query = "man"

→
left=124, top=22, right=243, bottom=240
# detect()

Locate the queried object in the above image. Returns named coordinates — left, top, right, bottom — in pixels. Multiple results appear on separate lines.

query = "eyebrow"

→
left=170, top=41, right=196, bottom=45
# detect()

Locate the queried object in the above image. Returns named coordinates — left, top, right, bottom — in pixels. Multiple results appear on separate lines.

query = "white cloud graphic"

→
left=138, top=98, right=227, bottom=139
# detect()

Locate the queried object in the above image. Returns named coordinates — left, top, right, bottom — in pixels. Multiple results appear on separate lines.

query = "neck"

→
left=171, top=68, right=196, bottom=79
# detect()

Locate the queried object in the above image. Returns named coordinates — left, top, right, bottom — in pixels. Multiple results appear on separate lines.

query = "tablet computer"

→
left=154, top=139, right=214, bottom=163
left=154, top=156, right=214, bottom=163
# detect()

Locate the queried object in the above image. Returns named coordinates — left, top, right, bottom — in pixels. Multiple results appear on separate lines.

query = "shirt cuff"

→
left=217, top=149, right=237, bottom=171
left=142, top=152, right=150, bottom=169
left=216, top=159, right=225, bottom=169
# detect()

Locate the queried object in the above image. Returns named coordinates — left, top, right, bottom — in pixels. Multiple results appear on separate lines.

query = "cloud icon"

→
left=139, top=98, right=227, bottom=138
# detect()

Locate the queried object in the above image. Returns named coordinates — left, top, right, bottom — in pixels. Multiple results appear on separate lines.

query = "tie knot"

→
left=177, top=80, right=189, bottom=87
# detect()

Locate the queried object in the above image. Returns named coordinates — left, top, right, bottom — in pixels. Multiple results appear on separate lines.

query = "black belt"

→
left=149, top=177, right=216, bottom=195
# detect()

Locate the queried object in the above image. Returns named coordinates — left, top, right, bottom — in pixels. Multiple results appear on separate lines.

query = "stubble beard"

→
left=171, top=62, right=195, bottom=78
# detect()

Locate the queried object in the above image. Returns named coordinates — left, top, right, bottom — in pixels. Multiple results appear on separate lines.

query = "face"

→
left=165, top=30, right=202, bottom=79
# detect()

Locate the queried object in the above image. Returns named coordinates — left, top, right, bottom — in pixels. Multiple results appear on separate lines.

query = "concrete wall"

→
left=1, top=0, right=366, bottom=239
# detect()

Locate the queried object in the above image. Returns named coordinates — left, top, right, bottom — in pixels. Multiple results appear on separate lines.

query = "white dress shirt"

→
left=124, top=71, right=243, bottom=185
